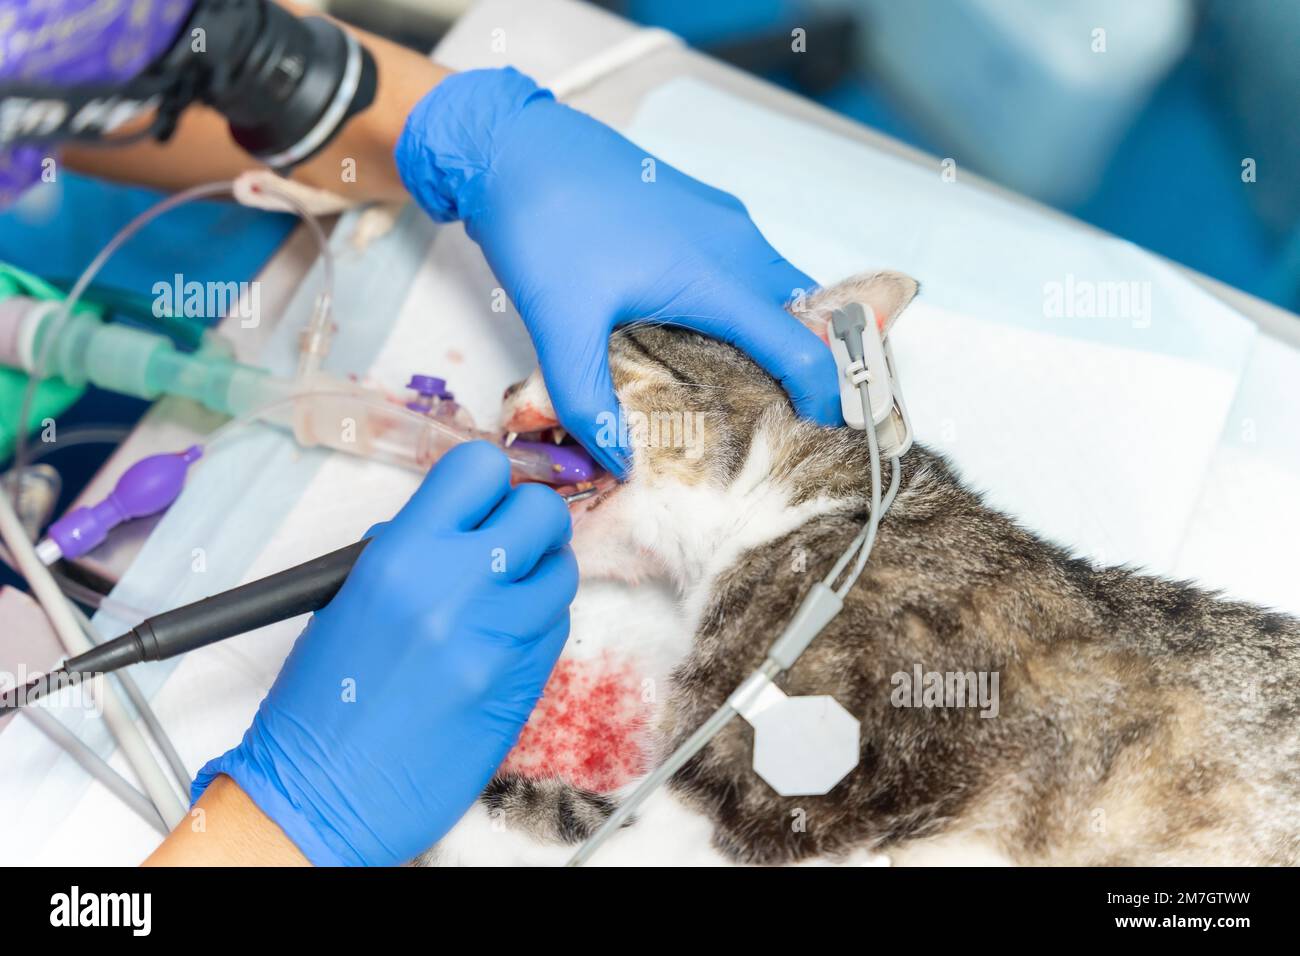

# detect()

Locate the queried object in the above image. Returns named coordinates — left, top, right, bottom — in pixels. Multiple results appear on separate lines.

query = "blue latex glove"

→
left=192, top=442, right=578, bottom=866
left=395, top=67, right=840, bottom=475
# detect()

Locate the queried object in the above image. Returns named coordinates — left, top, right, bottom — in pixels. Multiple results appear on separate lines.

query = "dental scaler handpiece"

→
left=0, top=539, right=370, bottom=716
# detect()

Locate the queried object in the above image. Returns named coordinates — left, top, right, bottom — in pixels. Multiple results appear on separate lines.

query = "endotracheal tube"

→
left=0, top=295, right=563, bottom=484
left=0, top=178, right=574, bottom=487
left=7, top=180, right=335, bottom=480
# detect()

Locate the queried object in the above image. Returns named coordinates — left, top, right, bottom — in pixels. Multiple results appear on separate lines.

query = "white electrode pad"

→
left=729, top=672, right=861, bottom=797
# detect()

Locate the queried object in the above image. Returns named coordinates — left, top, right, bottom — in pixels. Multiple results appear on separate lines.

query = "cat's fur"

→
left=471, top=272, right=1300, bottom=865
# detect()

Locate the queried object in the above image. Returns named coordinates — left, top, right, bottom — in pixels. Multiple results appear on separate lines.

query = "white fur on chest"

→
left=620, top=432, right=842, bottom=625
left=436, top=433, right=849, bottom=866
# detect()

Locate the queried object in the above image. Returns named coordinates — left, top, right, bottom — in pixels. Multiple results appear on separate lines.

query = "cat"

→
left=429, top=271, right=1300, bottom=866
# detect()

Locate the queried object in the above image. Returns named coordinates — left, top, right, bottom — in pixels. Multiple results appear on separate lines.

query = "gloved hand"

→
left=395, top=67, right=840, bottom=475
left=192, top=442, right=578, bottom=866
left=0, top=0, right=192, bottom=203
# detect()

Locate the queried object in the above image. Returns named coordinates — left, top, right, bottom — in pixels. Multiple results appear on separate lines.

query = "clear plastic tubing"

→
left=226, top=380, right=564, bottom=484
left=10, top=180, right=333, bottom=479
left=2, top=178, right=560, bottom=484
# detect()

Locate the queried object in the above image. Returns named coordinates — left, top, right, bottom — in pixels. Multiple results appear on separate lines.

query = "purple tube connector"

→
left=41, top=445, right=203, bottom=562
left=405, top=374, right=454, bottom=412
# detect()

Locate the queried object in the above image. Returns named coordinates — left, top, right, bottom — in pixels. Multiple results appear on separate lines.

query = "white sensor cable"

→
left=569, top=378, right=897, bottom=865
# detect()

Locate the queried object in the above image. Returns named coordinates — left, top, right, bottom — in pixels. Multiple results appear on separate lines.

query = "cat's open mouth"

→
left=509, top=424, right=571, bottom=447
left=500, top=375, right=619, bottom=503
left=506, top=425, right=615, bottom=503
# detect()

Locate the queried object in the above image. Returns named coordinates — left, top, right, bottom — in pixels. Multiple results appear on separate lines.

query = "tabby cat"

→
left=429, top=271, right=1299, bottom=866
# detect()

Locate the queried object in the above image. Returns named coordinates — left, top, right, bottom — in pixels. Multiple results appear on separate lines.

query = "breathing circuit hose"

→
left=8, top=179, right=335, bottom=482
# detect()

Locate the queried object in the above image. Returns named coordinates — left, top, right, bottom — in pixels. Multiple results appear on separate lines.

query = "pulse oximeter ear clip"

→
left=829, top=302, right=913, bottom=457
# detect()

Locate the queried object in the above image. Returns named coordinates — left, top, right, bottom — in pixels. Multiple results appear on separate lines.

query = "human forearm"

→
left=63, top=2, right=450, bottom=202
left=143, top=775, right=309, bottom=866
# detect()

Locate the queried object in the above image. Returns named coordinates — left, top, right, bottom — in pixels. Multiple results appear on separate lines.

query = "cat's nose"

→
left=502, top=403, right=559, bottom=434
left=501, top=370, right=559, bottom=434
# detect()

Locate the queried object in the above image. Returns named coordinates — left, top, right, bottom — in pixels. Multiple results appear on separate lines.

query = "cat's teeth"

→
left=552, top=427, right=568, bottom=445
left=504, top=432, right=517, bottom=447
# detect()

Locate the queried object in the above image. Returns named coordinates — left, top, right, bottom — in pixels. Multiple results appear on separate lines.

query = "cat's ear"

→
left=788, top=270, right=920, bottom=344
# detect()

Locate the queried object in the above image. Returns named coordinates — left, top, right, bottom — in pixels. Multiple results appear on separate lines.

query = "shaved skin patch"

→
left=500, top=652, right=653, bottom=793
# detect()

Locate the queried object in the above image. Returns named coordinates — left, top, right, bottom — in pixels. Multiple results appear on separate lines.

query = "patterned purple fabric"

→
left=0, top=0, right=192, bottom=201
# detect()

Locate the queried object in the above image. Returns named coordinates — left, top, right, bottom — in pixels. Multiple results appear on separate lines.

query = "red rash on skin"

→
left=500, top=653, right=652, bottom=793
